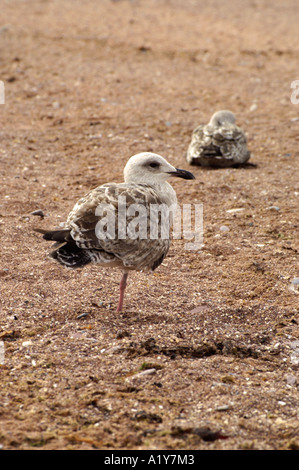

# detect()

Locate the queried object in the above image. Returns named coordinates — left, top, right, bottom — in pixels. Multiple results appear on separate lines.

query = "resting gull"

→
left=186, top=110, right=251, bottom=168
left=35, top=152, right=195, bottom=312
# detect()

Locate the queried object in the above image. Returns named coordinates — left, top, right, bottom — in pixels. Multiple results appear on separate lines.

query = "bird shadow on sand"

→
left=189, top=161, right=258, bottom=171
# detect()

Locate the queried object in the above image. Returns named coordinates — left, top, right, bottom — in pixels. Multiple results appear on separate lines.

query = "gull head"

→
left=124, top=152, right=195, bottom=185
left=209, top=110, right=236, bottom=127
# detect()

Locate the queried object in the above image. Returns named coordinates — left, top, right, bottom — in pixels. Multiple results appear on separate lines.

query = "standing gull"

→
left=35, top=152, right=195, bottom=312
left=186, top=110, right=251, bottom=168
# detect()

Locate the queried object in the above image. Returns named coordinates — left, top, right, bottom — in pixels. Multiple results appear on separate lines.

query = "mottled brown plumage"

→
left=35, top=152, right=195, bottom=312
left=186, top=110, right=250, bottom=168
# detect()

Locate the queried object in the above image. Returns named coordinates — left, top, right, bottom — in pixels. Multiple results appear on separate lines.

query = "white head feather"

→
left=209, top=110, right=236, bottom=127
left=124, top=152, right=177, bottom=185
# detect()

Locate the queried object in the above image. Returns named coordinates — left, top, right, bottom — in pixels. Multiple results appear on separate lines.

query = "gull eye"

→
left=149, top=161, right=160, bottom=168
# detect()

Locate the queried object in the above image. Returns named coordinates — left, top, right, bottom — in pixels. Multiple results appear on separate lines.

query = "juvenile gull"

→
left=186, top=110, right=250, bottom=168
left=35, top=152, right=195, bottom=312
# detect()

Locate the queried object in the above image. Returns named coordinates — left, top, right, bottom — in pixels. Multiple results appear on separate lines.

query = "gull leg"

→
left=117, top=272, right=128, bottom=312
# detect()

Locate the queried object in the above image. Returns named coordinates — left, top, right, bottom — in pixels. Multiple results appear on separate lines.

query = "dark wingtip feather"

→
left=51, top=244, right=92, bottom=269
left=34, top=228, right=71, bottom=242
left=35, top=228, right=92, bottom=269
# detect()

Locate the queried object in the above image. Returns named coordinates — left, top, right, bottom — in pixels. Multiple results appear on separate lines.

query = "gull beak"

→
left=167, top=168, right=195, bottom=180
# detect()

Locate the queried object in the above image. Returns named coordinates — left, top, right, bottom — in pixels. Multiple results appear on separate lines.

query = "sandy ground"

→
left=0, top=0, right=298, bottom=450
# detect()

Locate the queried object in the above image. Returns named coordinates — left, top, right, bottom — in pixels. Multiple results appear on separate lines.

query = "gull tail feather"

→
left=34, top=228, right=92, bottom=269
